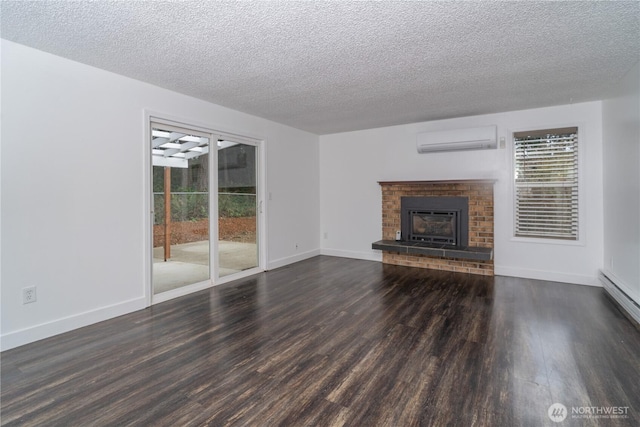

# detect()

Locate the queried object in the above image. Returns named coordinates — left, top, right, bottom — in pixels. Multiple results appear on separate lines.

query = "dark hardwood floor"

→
left=2, top=256, right=639, bottom=426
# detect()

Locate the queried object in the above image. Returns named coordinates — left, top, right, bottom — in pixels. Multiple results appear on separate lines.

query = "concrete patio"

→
left=152, top=240, right=257, bottom=294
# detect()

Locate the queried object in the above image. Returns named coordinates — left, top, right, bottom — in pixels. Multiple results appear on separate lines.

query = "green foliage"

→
left=154, top=192, right=207, bottom=224
left=154, top=191, right=255, bottom=225
left=218, top=193, right=256, bottom=218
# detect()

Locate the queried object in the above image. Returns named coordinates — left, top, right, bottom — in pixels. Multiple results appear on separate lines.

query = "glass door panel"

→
left=217, top=140, right=258, bottom=278
left=151, top=124, right=210, bottom=294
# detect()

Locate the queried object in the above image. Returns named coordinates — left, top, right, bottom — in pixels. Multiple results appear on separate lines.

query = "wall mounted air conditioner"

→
left=416, top=125, right=497, bottom=153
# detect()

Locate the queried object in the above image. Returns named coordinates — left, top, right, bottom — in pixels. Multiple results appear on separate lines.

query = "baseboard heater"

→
left=599, top=270, right=640, bottom=326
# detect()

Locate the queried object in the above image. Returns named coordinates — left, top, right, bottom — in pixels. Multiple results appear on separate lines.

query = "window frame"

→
left=510, top=124, right=585, bottom=246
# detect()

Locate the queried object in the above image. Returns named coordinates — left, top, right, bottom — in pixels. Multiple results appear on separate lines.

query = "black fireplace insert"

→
left=401, top=197, right=469, bottom=246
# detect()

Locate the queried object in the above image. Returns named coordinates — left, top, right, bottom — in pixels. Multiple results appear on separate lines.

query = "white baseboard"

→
left=320, top=248, right=383, bottom=262
left=267, top=249, right=321, bottom=271
left=600, top=270, right=640, bottom=325
left=494, top=265, right=600, bottom=287
left=1, top=297, right=146, bottom=351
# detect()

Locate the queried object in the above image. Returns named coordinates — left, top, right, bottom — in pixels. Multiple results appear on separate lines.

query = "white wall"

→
left=320, top=102, right=604, bottom=285
left=602, top=60, right=640, bottom=307
left=0, top=40, right=320, bottom=350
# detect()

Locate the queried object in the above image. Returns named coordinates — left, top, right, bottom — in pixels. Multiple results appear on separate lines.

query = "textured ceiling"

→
left=2, top=1, right=639, bottom=135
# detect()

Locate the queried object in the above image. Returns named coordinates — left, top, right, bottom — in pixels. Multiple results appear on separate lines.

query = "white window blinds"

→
left=514, top=127, right=578, bottom=240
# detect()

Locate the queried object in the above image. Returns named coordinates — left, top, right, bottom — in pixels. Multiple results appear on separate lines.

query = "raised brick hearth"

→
left=377, top=180, right=495, bottom=276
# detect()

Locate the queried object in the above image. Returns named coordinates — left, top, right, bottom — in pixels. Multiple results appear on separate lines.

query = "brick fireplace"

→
left=374, top=180, right=495, bottom=276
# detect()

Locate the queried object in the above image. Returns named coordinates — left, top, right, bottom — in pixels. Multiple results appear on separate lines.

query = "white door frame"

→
left=143, top=111, right=267, bottom=306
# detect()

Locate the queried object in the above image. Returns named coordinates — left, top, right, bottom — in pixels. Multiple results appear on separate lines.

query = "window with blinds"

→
left=514, top=127, right=578, bottom=240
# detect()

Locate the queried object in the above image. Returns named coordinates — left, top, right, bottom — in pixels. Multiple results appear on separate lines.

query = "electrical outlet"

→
left=323, top=232, right=328, bottom=239
left=23, top=286, right=37, bottom=304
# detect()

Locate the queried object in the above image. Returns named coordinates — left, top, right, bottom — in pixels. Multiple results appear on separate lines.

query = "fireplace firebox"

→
left=401, top=197, right=469, bottom=247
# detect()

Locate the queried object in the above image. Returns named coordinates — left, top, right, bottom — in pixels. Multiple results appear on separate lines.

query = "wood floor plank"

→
left=2, top=256, right=639, bottom=426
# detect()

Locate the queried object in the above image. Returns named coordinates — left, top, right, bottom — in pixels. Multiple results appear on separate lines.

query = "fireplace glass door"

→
left=410, top=211, right=458, bottom=244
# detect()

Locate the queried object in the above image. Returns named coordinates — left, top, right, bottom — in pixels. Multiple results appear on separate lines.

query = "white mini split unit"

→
left=416, top=125, right=497, bottom=153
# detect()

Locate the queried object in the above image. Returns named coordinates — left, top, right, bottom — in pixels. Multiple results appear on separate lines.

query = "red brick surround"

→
left=379, top=180, right=495, bottom=276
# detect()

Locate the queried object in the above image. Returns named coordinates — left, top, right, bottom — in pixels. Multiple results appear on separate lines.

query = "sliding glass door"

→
left=217, top=139, right=258, bottom=278
left=151, top=123, right=211, bottom=294
left=149, top=120, right=262, bottom=299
